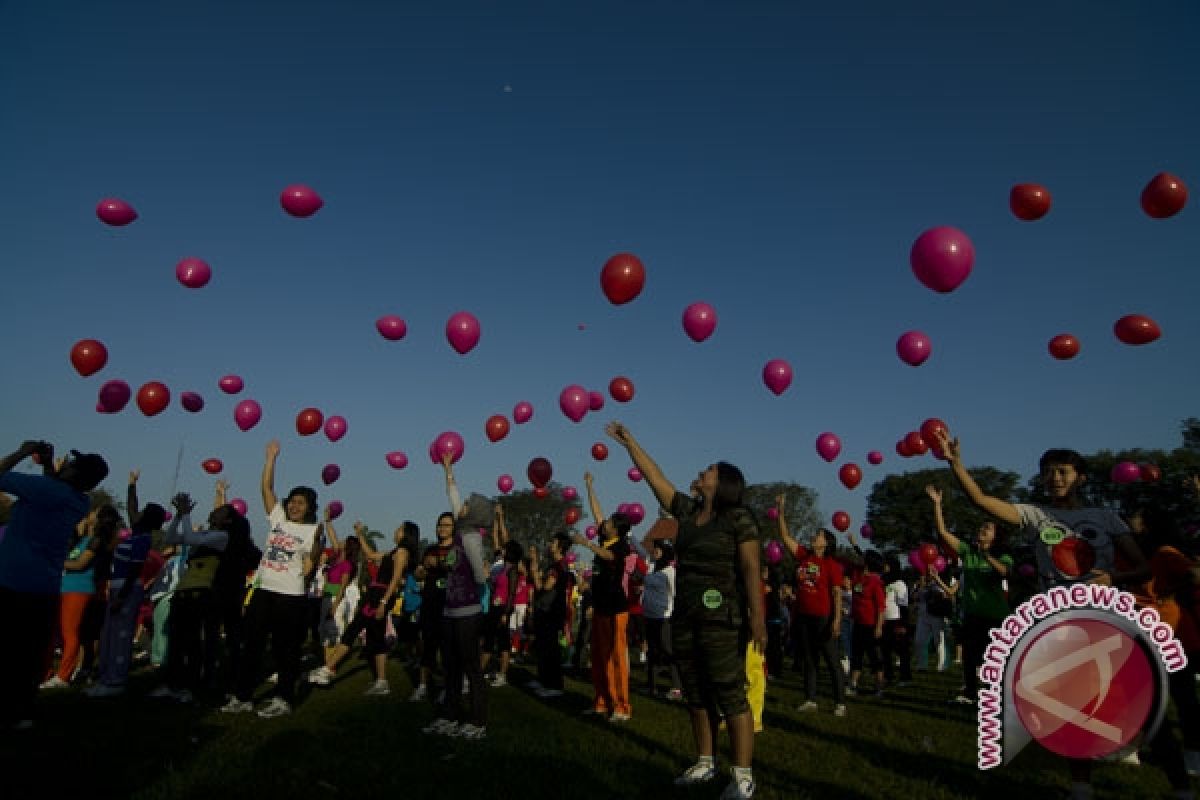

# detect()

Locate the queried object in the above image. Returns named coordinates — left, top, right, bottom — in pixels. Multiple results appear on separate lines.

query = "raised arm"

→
left=932, top=568, right=958, bottom=596
left=214, top=478, right=228, bottom=511
left=571, top=531, right=616, bottom=561
left=127, top=470, right=142, bottom=526
left=925, top=485, right=963, bottom=555
left=774, top=493, right=802, bottom=556
left=605, top=422, right=678, bottom=511
left=934, top=430, right=1020, bottom=526
left=355, top=521, right=384, bottom=562
left=0, top=441, right=41, bottom=476
left=738, top=538, right=767, bottom=654
left=493, top=505, right=509, bottom=551
left=442, top=453, right=462, bottom=516
left=583, top=472, right=604, bottom=528
left=261, top=440, right=280, bottom=514
left=323, top=507, right=341, bottom=552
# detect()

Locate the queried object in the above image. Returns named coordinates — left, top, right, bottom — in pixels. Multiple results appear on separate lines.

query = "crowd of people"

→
left=2, top=427, right=1200, bottom=800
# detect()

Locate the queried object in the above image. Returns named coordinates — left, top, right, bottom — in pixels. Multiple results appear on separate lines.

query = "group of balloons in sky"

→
left=76, top=171, right=1188, bottom=529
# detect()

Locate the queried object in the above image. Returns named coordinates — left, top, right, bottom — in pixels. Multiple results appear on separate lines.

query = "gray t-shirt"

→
left=1014, top=503, right=1128, bottom=591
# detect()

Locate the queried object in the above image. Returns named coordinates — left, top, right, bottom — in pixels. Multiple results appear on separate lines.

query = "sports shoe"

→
left=673, top=761, right=718, bottom=786
left=840, top=657, right=850, bottom=675
left=833, top=704, right=847, bottom=717
left=308, top=666, right=334, bottom=686
left=489, top=674, right=507, bottom=688
left=267, top=672, right=278, bottom=684
left=796, top=701, right=818, bottom=713
left=609, top=711, right=631, bottom=723
left=719, top=770, right=756, bottom=800
left=40, top=676, right=69, bottom=690
left=256, top=697, right=292, bottom=718
left=639, top=652, right=647, bottom=664
left=148, top=685, right=176, bottom=699
left=666, top=688, right=683, bottom=701
left=462, top=676, right=470, bottom=692
left=844, top=686, right=857, bottom=696
left=220, top=697, right=254, bottom=714
left=1118, top=751, right=1140, bottom=766
left=1185, top=750, right=1200, bottom=777
left=537, top=688, right=564, bottom=699
left=409, top=684, right=427, bottom=702
left=950, top=695, right=975, bottom=705
left=84, top=683, right=124, bottom=698
left=453, top=723, right=487, bottom=740
left=365, top=680, right=390, bottom=696
left=422, top=718, right=458, bottom=735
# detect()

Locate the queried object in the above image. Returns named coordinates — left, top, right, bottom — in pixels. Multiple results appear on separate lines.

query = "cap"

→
left=68, top=450, right=109, bottom=491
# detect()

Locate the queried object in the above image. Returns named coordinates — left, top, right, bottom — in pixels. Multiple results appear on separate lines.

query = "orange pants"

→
left=52, top=592, right=93, bottom=682
left=591, top=612, right=631, bottom=716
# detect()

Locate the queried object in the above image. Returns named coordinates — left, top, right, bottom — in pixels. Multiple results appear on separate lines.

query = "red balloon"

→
left=296, top=407, right=324, bottom=436
left=95, top=198, right=138, bottom=226
left=838, top=463, right=862, bottom=490
left=1114, top=314, right=1162, bottom=346
left=527, top=457, right=553, bottom=488
left=1140, top=463, right=1162, bottom=483
left=831, top=511, right=850, bottom=533
left=1140, top=172, right=1188, bottom=219
left=564, top=507, right=582, bottom=526
left=867, top=451, right=884, bottom=466
left=181, top=392, right=204, bottom=413
left=609, top=376, right=635, bottom=403
left=896, top=439, right=912, bottom=458
left=1048, top=334, right=1081, bottom=360
left=1009, top=183, right=1052, bottom=221
left=919, top=543, right=939, bottom=568
left=919, top=419, right=948, bottom=450
left=600, top=253, right=646, bottom=305
left=136, top=382, right=170, bottom=417
left=588, top=391, right=605, bottom=412
left=280, top=184, right=324, bottom=218
left=202, top=458, right=223, bottom=475
left=70, top=339, right=108, bottom=377
left=533, top=487, right=549, bottom=500
left=591, top=442, right=609, bottom=461
left=904, top=431, right=928, bottom=456
left=485, top=415, right=510, bottom=443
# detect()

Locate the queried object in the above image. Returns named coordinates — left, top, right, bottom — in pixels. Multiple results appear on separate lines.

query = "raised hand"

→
left=932, top=429, right=959, bottom=463
left=925, top=485, right=943, bottom=504
left=265, top=440, right=281, bottom=459
left=605, top=421, right=632, bottom=446
left=129, top=469, right=141, bottom=484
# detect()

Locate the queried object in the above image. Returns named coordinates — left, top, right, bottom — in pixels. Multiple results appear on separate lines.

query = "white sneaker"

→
left=639, top=652, right=647, bottom=664
left=453, top=723, right=487, bottom=740
left=1118, top=750, right=1141, bottom=766
left=609, top=711, right=631, bottom=723
left=40, top=676, right=69, bottom=690
left=840, top=657, right=850, bottom=674
left=720, top=770, right=755, bottom=800
left=307, top=667, right=333, bottom=686
left=409, top=685, right=427, bottom=702
left=148, top=685, right=176, bottom=699
left=536, top=688, right=564, bottom=698
left=422, top=718, right=458, bottom=735
left=267, top=672, right=278, bottom=684
left=220, top=697, right=254, bottom=713
left=84, top=683, right=124, bottom=698
left=796, top=701, right=818, bottom=713
left=489, top=674, right=507, bottom=688
left=256, top=697, right=292, bottom=718
left=1185, top=750, right=1200, bottom=777
left=365, top=680, right=390, bottom=696
left=833, top=704, right=847, bottom=717
left=674, top=761, right=718, bottom=786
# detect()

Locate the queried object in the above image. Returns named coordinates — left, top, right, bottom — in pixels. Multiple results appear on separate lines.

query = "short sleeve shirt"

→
left=851, top=573, right=886, bottom=626
left=1015, top=504, right=1128, bottom=591
left=591, top=537, right=632, bottom=616
left=669, top=492, right=759, bottom=621
left=0, top=473, right=89, bottom=594
left=955, top=540, right=1012, bottom=620
left=256, top=504, right=319, bottom=596
left=791, top=543, right=843, bottom=618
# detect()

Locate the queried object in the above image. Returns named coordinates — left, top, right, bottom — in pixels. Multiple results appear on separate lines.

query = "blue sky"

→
left=1, top=1, right=1197, bottom=547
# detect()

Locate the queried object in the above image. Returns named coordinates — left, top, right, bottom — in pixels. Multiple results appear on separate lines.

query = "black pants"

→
left=882, top=618, right=912, bottom=683
left=341, top=609, right=389, bottom=658
left=1171, top=659, right=1200, bottom=750
left=235, top=590, right=307, bottom=705
left=850, top=623, right=882, bottom=673
left=535, top=614, right=565, bottom=689
left=961, top=614, right=1000, bottom=698
left=165, top=588, right=212, bottom=692
left=439, top=614, right=487, bottom=726
left=0, top=588, right=57, bottom=725
left=572, top=613, right=591, bottom=671
left=645, top=617, right=681, bottom=694
left=765, top=618, right=785, bottom=677
left=797, top=613, right=845, bottom=702
left=210, top=590, right=246, bottom=694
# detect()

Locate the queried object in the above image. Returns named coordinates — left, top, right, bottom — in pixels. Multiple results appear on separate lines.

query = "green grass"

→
left=1, top=654, right=1178, bottom=799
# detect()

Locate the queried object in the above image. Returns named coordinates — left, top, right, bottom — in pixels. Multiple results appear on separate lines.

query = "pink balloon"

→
left=324, top=415, right=348, bottom=443
left=562, top=486, right=578, bottom=501
left=446, top=311, right=481, bottom=355
left=764, top=540, right=783, bottom=565
left=565, top=552, right=578, bottom=565
left=908, top=549, right=925, bottom=571
left=625, top=503, right=646, bottom=525
left=628, top=467, right=643, bottom=483
left=97, top=380, right=131, bottom=413
left=896, top=331, right=932, bottom=367
left=766, top=507, right=779, bottom=521
left=910, top=226, right=975, bottom=294
left=588, top=391, right=605, bottom=412
left=233, top=399, right=262, bottom=432
left=497, top=474, right=514, bottom=494
left=376, top=315, right=407, bottom=341
left=860, top=524, right=873, bottom=539
left=321, top=464, right=341, bottom=486
left=430, top=431, right=465, bottom=465
left=762, top=359, right=793, bottom=396
left=181, top=392, right=205, bottom=413
left=682, top=302, right=718, bottom=343
left=386, top=451, right=409, bottom=470
left=175, top=258, right=212, bottom=289
left=219, top=375, right=244, bottom=394
left=280, top=184, right=323, bottom=217
left=815, top=432, right=841, bottom=463
left=96, top=198, right=138, bottom=226
left=1111, top=461, right=1141, bottom=485
left=230, top=498, right=248, bottom=516
left=327, top=501, right=344, bottom=520
left=933, top=556, right=947, bottom=573
left=559, top=384, right=589, bottom=423
left=513, top=401, right=533, bottom=424
left=867, top=451, right=883, bottom=466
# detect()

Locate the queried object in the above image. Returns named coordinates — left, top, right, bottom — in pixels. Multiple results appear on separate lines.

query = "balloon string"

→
left=169, top=440, right=184, bottom=499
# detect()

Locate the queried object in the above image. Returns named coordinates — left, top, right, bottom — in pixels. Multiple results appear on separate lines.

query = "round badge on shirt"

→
left=702, top=589, right=723, bottom=609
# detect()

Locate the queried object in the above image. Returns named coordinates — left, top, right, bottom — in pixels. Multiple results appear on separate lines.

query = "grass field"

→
left=1, top=653, right=1177, bottom=800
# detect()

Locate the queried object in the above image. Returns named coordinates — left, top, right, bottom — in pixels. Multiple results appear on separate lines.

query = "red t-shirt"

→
left=791, top=544, right=843, bottom=618
left=851, top=572, right=885, bottom=626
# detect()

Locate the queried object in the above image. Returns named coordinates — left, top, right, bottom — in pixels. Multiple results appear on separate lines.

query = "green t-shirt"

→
left=669, top=492, right=759, bottom=623
left=955, top=539, right=1012, bottom=621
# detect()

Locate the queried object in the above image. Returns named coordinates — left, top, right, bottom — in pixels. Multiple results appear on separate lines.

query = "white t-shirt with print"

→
left=257, top=504, right=320, bottom=596
left=1015, top=504, right=1128, bottom=591
left=884, top=579, right=909, bottom=621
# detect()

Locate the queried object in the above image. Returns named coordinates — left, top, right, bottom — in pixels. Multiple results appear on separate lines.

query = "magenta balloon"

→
left=1111, top=461, right=1141, bottom=485
left=625, top=503, right=645, bottom=525
left=430, top=431, right=465, bottom=465
left=327, top=501, right=344, bottom=520
left=446, top=311, right=481, bottom=355
left=933, top=556, right=947, bottom=573
left=386, top=451, right=409, bottom=470
left=233, top=399, right=262, bottom=432
left=280, top=184, right=323, bottom=218
left=565, top=552, right=578, bottom=565
left=682, top=302, right=718, bottom=343
left=321, top=464, right=341, bottom=486
left=896, top=331, right=932, bottom=367
left=497, top=474, right=514, bottom=494
left=96, top=198, right=137, bottom=226
left=513, top=401, right=533, bottom=424
left=324, top=415, right=348, bottom=443
left=559, top=384, right=589, bottom=423
left=815, top=432, right=841, bottom=463
left=181, top=392, right=205, bottom=413
left=766, top=507, right=779, bottom=521
left=616, top=503, right=631, bottom=516
left=860, top=524, right=873, bottom=539
left=98, top=380, right=131, bottom=413
left=588, top=391, right=605, bottom=412
left=762, top=359, right=793, bottom=396
left=908, top=549, right=925, bottom=571
left=175, top=258, right=212, bottom=289
left=910, top=226, right=975, bottom=294
left=628, top=467, right=643, bottom=482
left=585, top=525, right=598, bottom=540
left=96, top=402, right=108, bottom=414
left=867, top=450, right=884, bottom=466
left=375, top=315, right=407, bottom=341
left=229, top=497, right=248, bottom=516
left=764, top=540, right=783, bottom=565
left=218, top=375, right=244, bottom=394
left=562, top=486, right=578, bottom=501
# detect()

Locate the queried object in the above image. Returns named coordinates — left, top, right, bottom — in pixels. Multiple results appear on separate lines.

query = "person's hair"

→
left=399, top=522, right=421, bottom=572
left=864, top=550, right=884, bottom=573
left=284, top=487, right=318, bottom=523
left=344, top=535, right=362, bottom=560
left=1038, top=449, right=1088, bottom=475
left=978, top=519, right=1007, bottom=550
left=134, top=502, right=166, bottom=534
left=653, top=539, right=675, bottom=571
left=551, top=531, right=572, bottom=557
left=812, top=528, right=833, bottom=552
left=436, top=512, right=456, bottom=537
left=713, top=462, right=746, bottom=515
left=93, top=504, right=122, bottom=548
left=503, top=540, right=524, bottom=565
left=608, top=512, right=632, bottom=538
